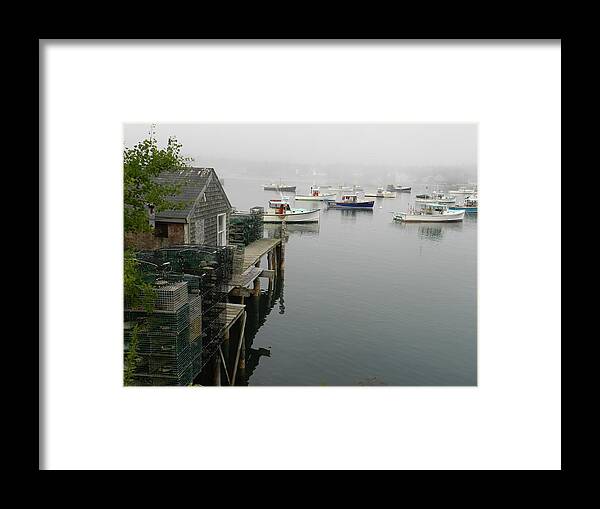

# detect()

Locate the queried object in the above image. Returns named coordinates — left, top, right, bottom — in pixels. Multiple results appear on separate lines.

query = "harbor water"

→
left=226, top=178, right=477, bottom=386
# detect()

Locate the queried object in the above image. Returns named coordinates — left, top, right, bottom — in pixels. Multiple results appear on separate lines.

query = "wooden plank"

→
left=219, top=347, right=231, bottom=386
left=259, top=269, right=275, bottom=279
left=241, top=238, right=281, bottom=271
left=231, top=311, right=247, bottom=385
left=217, top=302, right=246, bottom=331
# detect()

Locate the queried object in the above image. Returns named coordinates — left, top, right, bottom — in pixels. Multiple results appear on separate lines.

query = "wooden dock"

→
left=209, top=302, right=247, bottom=387
left=222, top=303, right=246, bottom=332
left=241, top=238, right=281, bottom=272
left=228, top=237, right=283, bottom=298
left=210, top=235, right=285, bottom=386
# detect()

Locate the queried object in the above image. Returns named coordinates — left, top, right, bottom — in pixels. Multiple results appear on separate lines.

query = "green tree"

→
left=123, top=128, right=191, bottom=385
left=124, top=127, right=190, bottom=233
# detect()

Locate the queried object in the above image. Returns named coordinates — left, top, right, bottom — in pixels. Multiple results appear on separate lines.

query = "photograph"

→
left=123, top=123, right=478, bottom=386
left=41, top=39, right=560, bottom=470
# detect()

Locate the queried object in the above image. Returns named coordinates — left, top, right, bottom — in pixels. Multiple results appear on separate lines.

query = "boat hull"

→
left=449, top=206, right=478, bottom=213
left=262, top=209, right=320, bottom=223
left=328, top=200, right=374, bottom=209
left=294, top=194, right=336, bottom=201
left=394, top=210, right=465, bottom=222
left=415, top=198, right=456, bottom=204
left=365, top=192, right=396, bottom=198
left=263, top=185, right=297, bottom=192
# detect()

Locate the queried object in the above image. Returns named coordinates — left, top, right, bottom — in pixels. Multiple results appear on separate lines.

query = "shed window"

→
left=154, top=223, right=169, bottom=238
left=217, top=213, right=227, bottom=246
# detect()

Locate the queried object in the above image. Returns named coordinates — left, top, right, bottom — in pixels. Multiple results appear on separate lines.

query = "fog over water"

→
left=124, top=123, right=477, bottom=186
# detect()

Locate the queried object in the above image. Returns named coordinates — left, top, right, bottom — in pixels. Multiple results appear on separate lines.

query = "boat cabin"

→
left=340, top=194, right=358, bottom=203
left=268, top=199, right=292, bottom=214
left=418, top=203, right=449, bottom=214
left=464, top=195, right=478, bottom=207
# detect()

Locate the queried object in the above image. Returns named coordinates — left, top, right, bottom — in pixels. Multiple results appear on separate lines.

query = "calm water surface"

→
left=225, top=177, right=477, bottom=386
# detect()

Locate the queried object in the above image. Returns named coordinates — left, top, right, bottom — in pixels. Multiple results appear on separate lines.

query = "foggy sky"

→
left=123, top=123, right=477, bottom=172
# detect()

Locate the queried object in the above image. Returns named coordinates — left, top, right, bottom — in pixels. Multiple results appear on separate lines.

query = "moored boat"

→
left=414, top=191, right=455, bottom=204
left=449, top=194, right=478, bottom=213
left=263, top=199, right=320, bottom=223
left=327, top=194, right=375, bottom=209
left=448, top=186, right=476, bottom=195
left=393, top=203, right=465, bottom=222
left=295, top=186, right=337, bottom=201
left=365, top=187, right=396, bottom=198
left=263, top=183, right=297, bottom=192
left=387, top=184, right=412, bottom=192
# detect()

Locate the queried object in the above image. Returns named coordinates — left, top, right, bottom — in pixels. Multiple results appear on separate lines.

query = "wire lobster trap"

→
left=126, top=245, right=235, bottom=385
left=128, top=364, right=194, bottom=386
left=124, top=325, right=192, bottom=357
left=125, top=303, right=191, bottom=335
left=229, top=210, right=264, bottom=246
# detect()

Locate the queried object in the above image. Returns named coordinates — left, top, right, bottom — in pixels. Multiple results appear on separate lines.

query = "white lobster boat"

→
left=414, top=191, right=456, bottom=204
left=263, top=199, right=320, bottom=223
left=393, top=203, right=465, bottom=223
left=448, top=186, right=476, bottom=195
left=295, top=186, right=336, bottom=201
left=365, top=187, right=396, bottom=198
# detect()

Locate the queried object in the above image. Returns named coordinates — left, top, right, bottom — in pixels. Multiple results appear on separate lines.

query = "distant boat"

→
left=365, top=187, right=396, bottom=198
left=387, top=184, right=411, bottom=192
left=323, top=184, right=354, bottom=192
left=327, top=194, right=375, bottom=209
left=449, top=194, right=478, bottom=213
left=263, top=199, right=320, bottom=223
left=295, top=186, right=336, bottom=201
left=414, top=191, right=456, bottom=204
left=393, top=203, right=465, bottom=222
left=263, top=183, right=297, bottom=192
left=448, top=186, right=476, bottom=195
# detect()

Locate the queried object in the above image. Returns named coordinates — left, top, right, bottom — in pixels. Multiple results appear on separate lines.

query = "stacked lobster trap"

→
left=228, top=207, right=264, bottom=246
left=124, top=245, right=234, bottom=386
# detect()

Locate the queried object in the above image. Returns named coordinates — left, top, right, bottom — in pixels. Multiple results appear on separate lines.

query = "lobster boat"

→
left=414, top=191, right=456, bottom=204
left=393, top=203, right=465, bottom=223
left=263, top=183, right=297, bottom=192
left=295, top=186, right=336, bottom=201
left=365, top=187, right=396, bottom=198
left=387, top=185, right=412, bottom=192
left=327, top=194, right=375, bottom=209
left=448, top=186, right=476, bottom=195
left=263, top=199, right=320, bottom=223
left=449, top=194, right=478, bottom=213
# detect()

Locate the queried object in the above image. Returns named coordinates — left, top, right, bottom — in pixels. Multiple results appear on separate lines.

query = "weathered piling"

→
left=253, top=261, right=261, bottom=296
left=231, top=311, right=247, bottom=385
left=213, top=350, right=221, bottom=386
left=221, top=329, right=230, bottom=376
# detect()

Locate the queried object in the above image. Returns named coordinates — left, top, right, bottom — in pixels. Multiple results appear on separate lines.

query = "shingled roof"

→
left=153, top=167, right=231, bottom=220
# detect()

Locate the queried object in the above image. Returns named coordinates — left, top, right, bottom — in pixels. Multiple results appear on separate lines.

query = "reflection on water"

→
left=264, top=222, right=320, bottom=240
left=419, top=225, right=444, bottom=241
left=334, top=208, right=374, bottom=223
left=234, top=272, right=285, bottom=385
left=392, top=221, right=464, bottom=242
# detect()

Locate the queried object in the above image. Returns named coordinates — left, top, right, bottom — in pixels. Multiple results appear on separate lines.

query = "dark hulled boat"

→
left=327, top=194, right=375, bottom=209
